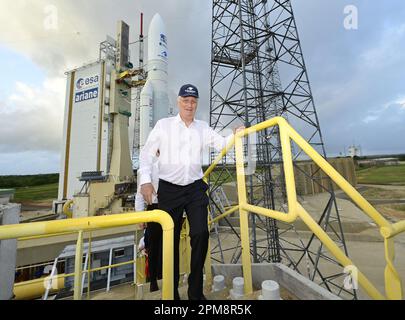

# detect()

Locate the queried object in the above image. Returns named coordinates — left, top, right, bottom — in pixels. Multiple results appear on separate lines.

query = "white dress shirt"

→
left=135, top=157, right=159, bottom=211
left=139, top=113, right=233, bottom=186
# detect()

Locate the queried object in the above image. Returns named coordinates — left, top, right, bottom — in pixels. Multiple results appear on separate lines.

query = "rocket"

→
left=140, top=13, right=170, bottom=148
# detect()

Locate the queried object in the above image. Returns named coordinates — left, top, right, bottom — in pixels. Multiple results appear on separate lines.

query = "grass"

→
left=361, top=187, right=405, bottom=200
left=0, top=173, right=59, bottom=188
left=376, top=204, right=405, bottom=221
left=393, top=204, right=405, bottom=211
left=13, top=183, right=59, bottom=203
left=356, top=165, right=405, bottom=185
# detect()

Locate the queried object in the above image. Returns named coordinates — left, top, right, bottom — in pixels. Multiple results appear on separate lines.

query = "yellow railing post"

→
left=235, top=132, right=253, bottom=295
left=87, top=231, right=92, bottom=300
left=178, top=218, right=190, bottom=287
left=202, top=116, right=405, bottom=300
left=204, top=235, right=212, bottom=287
left=204, top=214, right=212, bottom=287
left=73, top=230, right=84, bottom=300
left=279, top=123, right=298, bottom=215
left=203, top=175, right=213, bottom=287
left=161, top=219, right=174, bottom=300
left=383, top=237, right=403, bottom=300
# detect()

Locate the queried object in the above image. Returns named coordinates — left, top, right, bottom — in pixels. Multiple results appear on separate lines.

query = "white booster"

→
left=140, top=13, right=170, bottom=148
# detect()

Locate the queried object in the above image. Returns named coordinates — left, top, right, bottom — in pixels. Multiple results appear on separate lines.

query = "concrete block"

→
left=0, top=203, right=20, bottom=300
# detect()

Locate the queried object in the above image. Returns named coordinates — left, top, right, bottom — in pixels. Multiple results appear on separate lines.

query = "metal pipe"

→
left=63, top=199, right=74, bottom=218
left=383, top=238, right=403, bottom=299
left=73, top=231, right=84, bottom=300
left=107, top=248, right=113, bottom=292
left=87, top=232, right=92, bottom=299
left=208, top=205, right=239, bottom=226
left=81, top=252, right=89, bottom=296
left=43, top=257, right=58, bottom=300
left=14, top=276, right=65, bottom=300
left=235, top=133, right=253, bottom=295
left=381, top=221, right=405, bottom=239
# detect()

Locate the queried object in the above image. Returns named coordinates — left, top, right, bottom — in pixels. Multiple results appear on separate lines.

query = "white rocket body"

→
left=140, top=13, right=170, bottom=148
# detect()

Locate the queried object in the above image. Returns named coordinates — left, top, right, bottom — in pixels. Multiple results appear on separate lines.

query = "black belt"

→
left=159, top=178, right=203, bottom=188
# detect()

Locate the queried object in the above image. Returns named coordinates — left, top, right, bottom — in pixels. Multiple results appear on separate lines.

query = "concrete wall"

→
left=0, top=203, right=20, bottom=300
left=294, top=157, right=357, bottom=196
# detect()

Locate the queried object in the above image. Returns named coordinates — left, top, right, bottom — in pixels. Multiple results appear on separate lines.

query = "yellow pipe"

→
left=73, top=231, right=83, bottom=300
left=87, top=231, right=92, bottom=300
left=202, top=116, right=405, bottom=300
left=279, top=123, right=298, bottom=216
left=14, top=256, right=165, bottom=300
left=13, top=276, right=65, bottom=300
left=383, top=238, right=403, bottom=300
left=234, top=133, right=253, bottom=295
left=286, top=122, right=391, bottom=229
left=19, top=231, right=76, bottom=241
left=296, top=203, right=385, bottom=300
left=0, top=210, right=174, bottom=300
left=87, top=260, right=136, bottom=273
left=241, top=204, right=297, bottom=224
left=63, top=199, right=74, bottom=219
left=204, top=136, right=236, bottom=179
left=161, top=215, right=174, bottom=300
left=381, top=220, right=405, bottom=239
left=205, top=233, right=212, bottom=286
left=0, top=211, right=172, bottom=240
left=208, top=205, right=239, bottom=226
left=14, top=272, right=74, bottom=287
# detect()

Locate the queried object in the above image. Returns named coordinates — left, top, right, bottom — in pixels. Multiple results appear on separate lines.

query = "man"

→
left=139, top=84, right=244, bottom=300
left=135, top=151, right=162, bottom=292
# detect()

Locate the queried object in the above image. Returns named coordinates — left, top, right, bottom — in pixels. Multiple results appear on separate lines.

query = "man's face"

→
left=178, top=96, right=198, bottom=120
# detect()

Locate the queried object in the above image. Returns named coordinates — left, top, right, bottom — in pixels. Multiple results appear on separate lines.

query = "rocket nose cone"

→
left=151, top=13, right=162, bottom=22
left=148, top=13, right=168, bottom=63
left=149, top=13, right=166, bottom=32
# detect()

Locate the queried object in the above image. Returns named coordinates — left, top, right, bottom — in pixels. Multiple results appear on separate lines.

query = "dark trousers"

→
left=144, top=204, right=163, bottom=282
left=157, top=178, right=209, bottom=300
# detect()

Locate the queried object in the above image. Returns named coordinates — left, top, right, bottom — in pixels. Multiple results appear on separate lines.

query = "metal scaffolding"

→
left=209, top=0, right=355, bottom=299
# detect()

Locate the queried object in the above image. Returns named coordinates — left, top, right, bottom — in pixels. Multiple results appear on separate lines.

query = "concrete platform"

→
left=71, top=262, right=338, bottom=300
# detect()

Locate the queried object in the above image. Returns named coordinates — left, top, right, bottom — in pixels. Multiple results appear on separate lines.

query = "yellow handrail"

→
left=0, top=210, right=174, bottom=300
left=13, top=257, right=146, bottom=300
left=2, top=117, right=403, bottom=301
left=204, top=116, right=404, bottom=300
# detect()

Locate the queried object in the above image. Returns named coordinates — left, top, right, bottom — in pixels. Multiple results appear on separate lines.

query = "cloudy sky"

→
left=0, top=0, right=404, bottom=175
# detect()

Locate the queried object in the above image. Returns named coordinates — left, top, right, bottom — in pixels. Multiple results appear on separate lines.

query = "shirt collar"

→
left=175, top=113, right=195, bottom=127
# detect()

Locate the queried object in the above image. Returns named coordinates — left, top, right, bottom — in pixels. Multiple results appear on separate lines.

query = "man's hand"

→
left=140, top=183, right=156, bottom=205
left=233, top=126, right=246, bottom=134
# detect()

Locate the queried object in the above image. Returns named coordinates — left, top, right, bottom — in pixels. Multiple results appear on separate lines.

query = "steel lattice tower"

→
left=209, top=0, right=355, bottom=299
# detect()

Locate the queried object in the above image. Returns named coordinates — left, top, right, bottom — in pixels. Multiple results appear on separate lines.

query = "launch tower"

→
left=209, top=0, right=355, bottom=299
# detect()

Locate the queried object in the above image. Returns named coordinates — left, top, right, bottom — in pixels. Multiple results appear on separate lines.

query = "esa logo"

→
left=76, top=75, right=99, bottom=90
left=159, top=51, right=168, bottom=59
left=160, top=33, right=167, bottom=46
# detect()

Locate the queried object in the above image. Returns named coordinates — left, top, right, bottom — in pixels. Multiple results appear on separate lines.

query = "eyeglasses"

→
left=180, top=97, right=198, bottom=105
